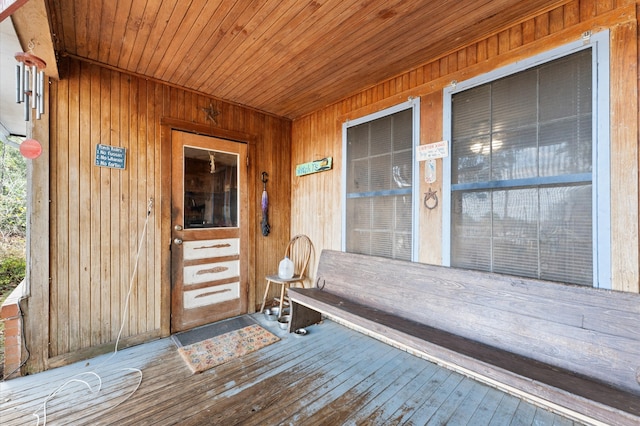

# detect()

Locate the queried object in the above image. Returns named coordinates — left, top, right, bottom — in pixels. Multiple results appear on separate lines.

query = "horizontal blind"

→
left=346, top=108, right=413, bottom=260
left=450, top=49, right=593, bottom=285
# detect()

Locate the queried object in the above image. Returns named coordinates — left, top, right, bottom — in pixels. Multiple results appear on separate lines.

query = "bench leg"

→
left=290, top=301, right=322, bottom=331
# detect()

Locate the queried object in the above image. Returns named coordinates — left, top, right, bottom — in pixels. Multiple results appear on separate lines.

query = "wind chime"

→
left=15, top=41, right=46, bottom=121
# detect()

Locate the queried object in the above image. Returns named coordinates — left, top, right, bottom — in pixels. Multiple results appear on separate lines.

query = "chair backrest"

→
left=284, top=234, right=313, bottom=280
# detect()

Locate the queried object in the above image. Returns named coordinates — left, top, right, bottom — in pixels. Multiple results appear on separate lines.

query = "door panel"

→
left=171, top=131, right=248, bottom=333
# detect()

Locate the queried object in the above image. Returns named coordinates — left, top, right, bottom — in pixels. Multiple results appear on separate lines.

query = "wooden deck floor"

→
left=1, top=316, right=585, bottom=425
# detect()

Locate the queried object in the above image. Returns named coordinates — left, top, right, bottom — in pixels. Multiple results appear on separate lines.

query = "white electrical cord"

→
left=31, top=198, right=153, bottom=425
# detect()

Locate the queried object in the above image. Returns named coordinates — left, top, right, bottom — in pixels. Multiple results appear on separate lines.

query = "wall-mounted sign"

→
left=296, top=157, right=332, bottom=177
left=95, top=144, right=126, bottom=169
left=416, top=140, right=448, bottom=161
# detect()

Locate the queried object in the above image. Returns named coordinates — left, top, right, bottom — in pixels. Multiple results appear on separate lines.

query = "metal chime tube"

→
left=31, top=65, right=37, bottom=110
left=23, top=66, right=30, bottom=121
left=17, top=62, right=25, bottom=103
left=39, top=71, right=47, bottom=114
left=35, top=71, right=43, bottom=120
left=15, top=65, right=21, bottom=103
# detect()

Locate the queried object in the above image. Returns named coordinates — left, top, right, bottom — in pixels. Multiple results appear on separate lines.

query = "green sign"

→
left=295, top=157, right=332, bottom=177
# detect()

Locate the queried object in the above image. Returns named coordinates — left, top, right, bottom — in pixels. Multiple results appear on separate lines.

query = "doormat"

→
left=177, top=324, right=280, bottom=374
left=172, top=316, right=258, bottom=348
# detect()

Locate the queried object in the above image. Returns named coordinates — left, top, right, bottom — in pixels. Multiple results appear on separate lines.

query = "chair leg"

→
left=259, top=280, right=272, bottom=313
left=278, top=283, right=287, bottom=319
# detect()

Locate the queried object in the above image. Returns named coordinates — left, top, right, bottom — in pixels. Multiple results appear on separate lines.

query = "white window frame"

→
left=341, top=98, right=421, bottom=261
left=442, top=31, right=611, bottom=288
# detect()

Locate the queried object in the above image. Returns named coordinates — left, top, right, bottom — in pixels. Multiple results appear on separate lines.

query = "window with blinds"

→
left=345, top=108, right=413, bottom=260
left=450, top=49, right=593, bottom=285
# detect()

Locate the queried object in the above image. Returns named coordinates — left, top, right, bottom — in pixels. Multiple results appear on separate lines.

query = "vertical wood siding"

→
left=48, top=60, right=291, bottom=360
left=291, top=0, right=639, bottom=292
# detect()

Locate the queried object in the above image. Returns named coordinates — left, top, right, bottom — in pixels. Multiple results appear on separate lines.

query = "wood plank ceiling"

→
left=46, top=0, right=567, bottom=119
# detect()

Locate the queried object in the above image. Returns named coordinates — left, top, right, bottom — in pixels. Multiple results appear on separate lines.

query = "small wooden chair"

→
left=260, top=234, right=313, bottom=316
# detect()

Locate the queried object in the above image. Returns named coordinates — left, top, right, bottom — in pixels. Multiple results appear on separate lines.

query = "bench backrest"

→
left=315, top=250, right=640, bottom=394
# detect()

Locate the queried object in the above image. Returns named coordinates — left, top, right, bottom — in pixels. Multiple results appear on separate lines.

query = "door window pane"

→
left=184, top=147, right=238, bottom=229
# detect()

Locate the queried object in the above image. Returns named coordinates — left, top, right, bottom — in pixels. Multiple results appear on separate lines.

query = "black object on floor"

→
left=171, top=315, right=258, bottom=347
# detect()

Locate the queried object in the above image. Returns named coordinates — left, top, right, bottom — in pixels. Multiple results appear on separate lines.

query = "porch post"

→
left=22, top=79, right=50, bottom=374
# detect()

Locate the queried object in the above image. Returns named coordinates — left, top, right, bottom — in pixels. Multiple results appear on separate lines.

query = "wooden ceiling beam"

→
left=10, top=0, right=59, bottom=80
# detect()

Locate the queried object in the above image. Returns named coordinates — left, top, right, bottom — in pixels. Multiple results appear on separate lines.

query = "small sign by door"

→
left=95, top=144, right=126, bottom=169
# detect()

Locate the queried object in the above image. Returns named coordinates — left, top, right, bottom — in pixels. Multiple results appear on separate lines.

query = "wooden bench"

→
left=288, top=250, right=640, bottom=426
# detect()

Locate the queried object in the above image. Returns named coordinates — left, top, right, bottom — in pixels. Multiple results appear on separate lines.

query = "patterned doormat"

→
left=177, top=324, right=280, bottom=374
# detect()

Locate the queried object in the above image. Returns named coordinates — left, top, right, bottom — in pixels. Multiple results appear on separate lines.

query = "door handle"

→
left=174, top=238, right=183, bottom=245
left=174, top=225, right=183, bottom=231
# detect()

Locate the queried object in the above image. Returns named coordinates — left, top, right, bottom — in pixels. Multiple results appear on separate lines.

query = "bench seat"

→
left=288, top=250, right=640, bottom=426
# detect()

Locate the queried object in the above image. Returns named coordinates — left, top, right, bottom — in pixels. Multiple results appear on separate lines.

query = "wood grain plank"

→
left=609, top=20, right=640, bottom=292
left=302, top=351, right=421, bottom=425
left=549, top=5, right=566, bottom=33
left=272, top=341, right=400, bottom=425
left=56, top=64, right=71, bottom=356
left=99, top=67, right=113, bottom=343
left=78, top=61, right=93, bottom=351
left=385, top=368, right=457, bottom=425
left=195, top=0, right=321, bottom=95
left=48, top=71, right=60, bottom=358
left=96, top=0, right=117, bottom=64
left=487, top=393, right=521, bottom=425
left=1, top=318, right=584, bottom=426
left=115, top=0, right=149, bottom=69
left=252, top=0, right=490, bottom=114
left=344, top=360, right=439, bottom=424
left=405, top=375, right=472, bottom=425
left=510, top=399, right=538, bottom=425
left=118, top=71, right=132, bottom=343
left=106, top=0, right=134, bottom=65
left=176, top=330, right=374, bottom=426
left=436, top=372, right=492, bottom=425
left=151, top=0, right=216, bottom=81
left=90, top=64, right=103, bottom=347
left=535, top=12, right=551, bottom=39
left=146, top=80, right=159, bottom=331
left=596, top=0, right=615, bottom=15
left=509, top=24, right=523, bottom=51
left=126, top=74, right=139, bottom=335
left=350, top=363, right=443, bottom=425
left=215, top=0, right=377, bottom=97
left=130, top=0, right=179, bottom=73
left=166, top=0, right=259, bottom=85
left=73, top=0, right=88, bottom=58
left=109, top=70, right=122, bottom=343
left=564, top=0, right=581, bottom=27
left=140, top=2, right=194, bottom=77
left=114, top=326, right=342, bottom=425
left=136, top=77, right=149, bottom=336
left=580, top=0, right=597, bottom=21
left=498, top=29, right=511, bottom=54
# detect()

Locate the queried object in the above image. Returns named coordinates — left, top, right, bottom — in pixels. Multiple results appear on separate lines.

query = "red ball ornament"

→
left=20, top=139, right=42, bottom=159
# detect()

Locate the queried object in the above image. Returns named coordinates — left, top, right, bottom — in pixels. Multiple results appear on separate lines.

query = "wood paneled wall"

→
left=291, top=0, right=639, bottom=292
left=45, top=58, right=291, bottom=363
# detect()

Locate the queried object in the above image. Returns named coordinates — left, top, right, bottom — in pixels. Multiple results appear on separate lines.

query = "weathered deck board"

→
left=1, top=315, right=585, bottom=425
